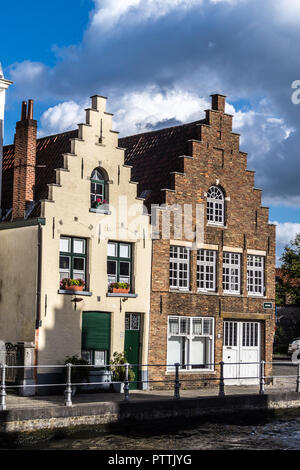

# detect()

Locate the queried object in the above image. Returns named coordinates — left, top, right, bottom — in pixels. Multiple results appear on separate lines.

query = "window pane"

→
left=167, top=337, right=182, bottom=369
left=169, top=317, right=179, bottom=335
left=59, top=256, right=70, bottom=270
left=108, top=242, right=117, bottom=257
left=120, top=243, right=130, bottom=258
left=107, top=260, right=117, bottom=275
left=73, top=257, right=85, bottom=271
left=60, top=270, right=70, bottom=280
left=73, top=239, right=85, bottom=254
left=94, top=350, right=106, bottom=366
left=193, top=318, right=202, bottom=335
left=190, top=337, right=207, bottom=368
left=60, top=237, right=70, bottom=253
left=120, top=262, right=130, bottom=276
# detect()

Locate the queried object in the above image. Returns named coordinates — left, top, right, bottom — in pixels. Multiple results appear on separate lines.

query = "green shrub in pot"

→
left=110, top=352, right=135, bottom=383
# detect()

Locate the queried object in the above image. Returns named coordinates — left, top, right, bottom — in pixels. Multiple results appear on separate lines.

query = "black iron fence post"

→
left=124, top=363, right=129, bottom=401
left=174, top=363, right=180, bottom=400
left=0, top=364, right=6, bottom=411
left=260, top=360, right=265, bottom=395
left=297, top=363, right=300, bottom=393
left=219, top=361, right=225, bottom=397
left=65, top=363, right=72, bottom=407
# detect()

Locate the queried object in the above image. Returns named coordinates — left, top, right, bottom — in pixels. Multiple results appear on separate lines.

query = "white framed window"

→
left=207, top=186, right=224, bottom=225
left=167, top=316, right=214, bottom=371
left=223, top=252, right=241, bottom=294
left=59, top=236, right=87, bottom=283
left=197, top=249, right=217, bottom=292
left=169, top=246, right=190, bottom=290
left=247, top=255, right=264, bottom=296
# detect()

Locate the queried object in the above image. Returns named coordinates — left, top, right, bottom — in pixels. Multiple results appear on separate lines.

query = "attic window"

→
left=206, top=186, right=224, bottom=226
left=90, top=167, right=109, bottom=210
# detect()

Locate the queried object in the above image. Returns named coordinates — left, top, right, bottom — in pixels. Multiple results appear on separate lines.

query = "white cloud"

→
left=272, top=221, right=300, bottom=247
left=38, top=101, right=87, bottom=137
left=112, top=86, right=209, bottom=135
left=271, top=221, right=300, bottom=264
left=91, top=0, right=203, bottom=28
left=37, top=87, right=209, bottom=138
left=91, top=0, right=242, bottom=29
left=274, top=0, right=300, bottom=24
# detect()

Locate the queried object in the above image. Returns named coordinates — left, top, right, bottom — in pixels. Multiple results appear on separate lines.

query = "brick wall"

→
left=148, top=94, right=276, bottom=388
left=12, top=101, right=37, bottom=219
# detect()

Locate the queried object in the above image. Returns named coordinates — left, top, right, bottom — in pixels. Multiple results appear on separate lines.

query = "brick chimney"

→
left=211, top=94, right=226, bottom=113
left=12, top=100, right=37, bottom=219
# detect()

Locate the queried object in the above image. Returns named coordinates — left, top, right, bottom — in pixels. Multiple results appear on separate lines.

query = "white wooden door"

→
left=223, top=321, right=260, bottom=385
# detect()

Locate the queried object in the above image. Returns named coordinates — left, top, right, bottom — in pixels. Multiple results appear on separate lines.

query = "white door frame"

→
left=223, top=320, right=261, bottom=385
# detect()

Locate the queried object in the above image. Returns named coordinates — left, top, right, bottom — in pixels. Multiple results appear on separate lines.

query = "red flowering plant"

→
left=93, top=198, right=107, bottom=209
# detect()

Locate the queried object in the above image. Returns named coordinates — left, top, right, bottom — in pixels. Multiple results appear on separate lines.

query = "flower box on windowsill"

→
left=89, top=205, right=111, bottom=215
left=112, top=287, right=130, bottom=294
left=64, top=285, right=84, bottom=292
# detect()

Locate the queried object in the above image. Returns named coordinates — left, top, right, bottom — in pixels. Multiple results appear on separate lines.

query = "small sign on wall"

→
left=264, top=302, right=273, bottom=309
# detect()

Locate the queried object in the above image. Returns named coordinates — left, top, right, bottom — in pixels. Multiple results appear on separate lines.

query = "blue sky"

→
left=2, top=0, right=300, bottom=264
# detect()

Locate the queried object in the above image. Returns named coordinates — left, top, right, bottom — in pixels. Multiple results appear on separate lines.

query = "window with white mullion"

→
left=222, top=252, right=241, bottom=294
left=197, top=249, right=216, bottom=292
left=206, top=186, right=224, bottom=225
left=169, top=246, right=189, bottom=290
left=247, top=255, right=264, bottom=296
left=167, top=316, right=214, bottom=371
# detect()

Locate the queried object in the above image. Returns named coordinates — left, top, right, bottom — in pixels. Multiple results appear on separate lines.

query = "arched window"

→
left=206, top=186, right=224, bottom=225
left=90, top=168, right=108, bottom=209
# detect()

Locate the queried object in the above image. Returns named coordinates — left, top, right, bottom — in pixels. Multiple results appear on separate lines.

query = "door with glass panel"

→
left=125, top=313, right=141, bottom=390
left=223, top=321, right=260, bottom=385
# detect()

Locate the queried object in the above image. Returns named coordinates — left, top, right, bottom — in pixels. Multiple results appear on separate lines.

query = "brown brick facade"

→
left=121, top=94, right=276, bottom=388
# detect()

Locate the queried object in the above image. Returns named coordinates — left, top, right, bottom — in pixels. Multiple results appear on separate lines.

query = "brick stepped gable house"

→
left=0, top=96, right=151, bottom=393
left=119, top=94, right=276, bottom=387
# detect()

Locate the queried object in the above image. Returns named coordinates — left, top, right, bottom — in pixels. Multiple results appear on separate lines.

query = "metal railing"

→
left=0, top=360, right=300, bottom=411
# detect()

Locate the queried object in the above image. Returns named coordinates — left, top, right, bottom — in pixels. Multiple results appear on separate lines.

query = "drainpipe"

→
left=34, top=222, right=43, bottom=381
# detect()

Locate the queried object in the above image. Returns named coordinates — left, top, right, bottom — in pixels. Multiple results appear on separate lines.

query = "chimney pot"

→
left=21, top=101, right=27, bottom=120
left=27, top=99, right=34, bottom=120
left=211, top=94, right=226, bottom=113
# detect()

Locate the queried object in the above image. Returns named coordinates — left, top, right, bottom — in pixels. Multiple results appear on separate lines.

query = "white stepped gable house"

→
left=0, top=94, right=152, bottom=393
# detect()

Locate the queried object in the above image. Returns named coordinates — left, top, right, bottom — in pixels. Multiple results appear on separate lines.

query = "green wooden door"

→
left=82, top=312, right=110, bottom=365
left=125, top=314, right=141, bottom=390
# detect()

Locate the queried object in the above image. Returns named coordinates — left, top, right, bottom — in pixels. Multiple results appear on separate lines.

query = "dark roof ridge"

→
left=120, top=118, right=206, bottom=141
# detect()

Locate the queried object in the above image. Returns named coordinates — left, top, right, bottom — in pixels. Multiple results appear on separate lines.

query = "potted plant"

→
left=93, top=198, right=107, bottom=209
left=64, top=355, right=90, bottom=395
left=60, top=278, right=85, bottom=292
left=110, top=352, right=135, bottom=393
left=109, top=282, right=130, bottom=294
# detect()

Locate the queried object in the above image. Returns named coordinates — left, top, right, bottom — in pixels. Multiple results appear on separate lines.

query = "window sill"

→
left=207, top=223, right=226, bottom=228
left=89, top=207, right=111, bottom=215
left=223, top=292, right=242, bottom=296
left=197, top=290, right=218, bottom=295
left=106, top=293, right=138, bottom=298
left=247, top=294, right=265, bottom=298
left=58, top=290, right=93, bottom=296
left=169, top=288, right=190, bottom=293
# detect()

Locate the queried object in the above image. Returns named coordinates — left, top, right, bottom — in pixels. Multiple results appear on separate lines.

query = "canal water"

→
left=24, top=414, right=300, bottom=450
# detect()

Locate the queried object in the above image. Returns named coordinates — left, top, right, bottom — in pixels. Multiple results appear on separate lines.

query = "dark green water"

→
left=18, top=414, right=300, bottom=450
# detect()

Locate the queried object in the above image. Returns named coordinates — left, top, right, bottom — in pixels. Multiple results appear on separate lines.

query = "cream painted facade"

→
left=0, top=224, right=38, bottom=342
left=0, top=96, right=152, bottom=385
